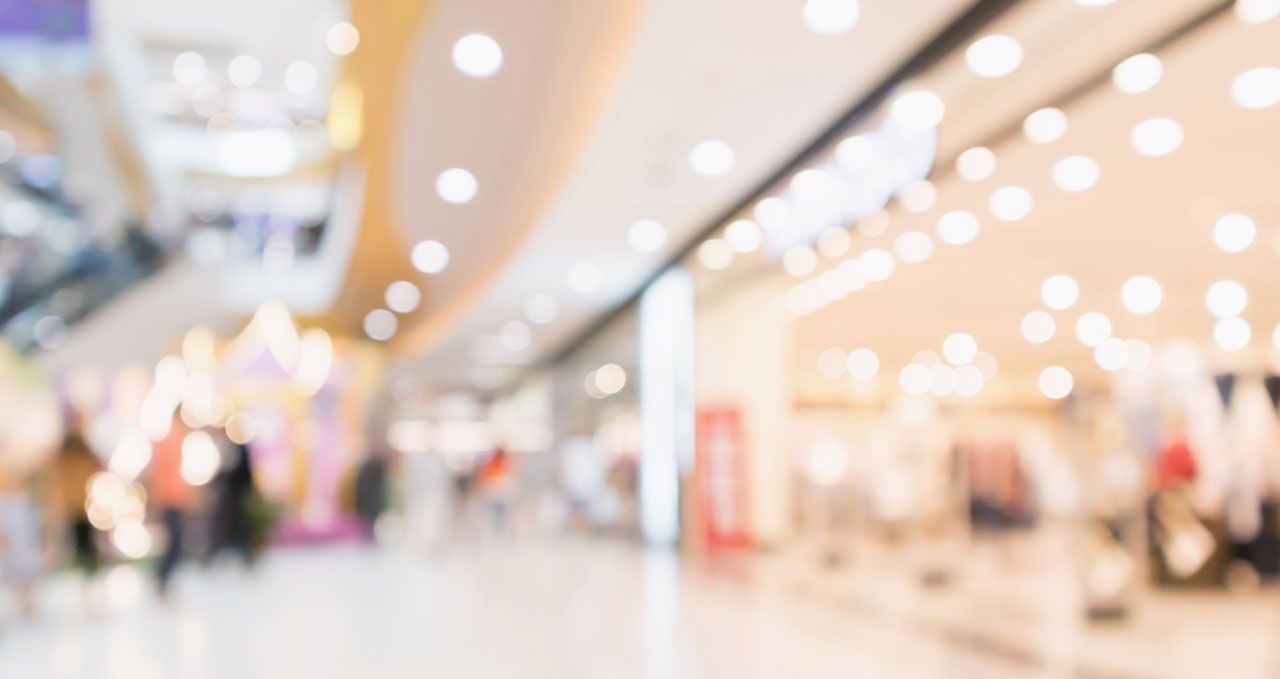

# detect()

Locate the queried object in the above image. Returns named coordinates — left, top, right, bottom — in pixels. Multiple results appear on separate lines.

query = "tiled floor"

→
left=0, top=538, right=1276, bottom=678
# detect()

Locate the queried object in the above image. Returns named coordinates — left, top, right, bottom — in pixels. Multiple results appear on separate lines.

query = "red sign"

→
left=695, top=406, right=750, bottom=547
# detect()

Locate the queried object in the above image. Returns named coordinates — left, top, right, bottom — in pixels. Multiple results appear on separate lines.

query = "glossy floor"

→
left=1, top=539, right=1277, bottom=678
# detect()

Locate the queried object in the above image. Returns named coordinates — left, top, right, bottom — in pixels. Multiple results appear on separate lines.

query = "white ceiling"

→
left=775, top=2, right=1280, bottom=405
left=394, top=0, right=974, bottom=390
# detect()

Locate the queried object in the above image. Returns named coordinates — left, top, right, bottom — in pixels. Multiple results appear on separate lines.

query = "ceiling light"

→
left=889, top=90, right=945, bottom=130
left=411, top=240, right=450, bottom=274
left=1038, top=366, right=1074, bottom=400
left=785, top=285, right=821, bottom=316
left=724, top=219, right=763, bottom=253
left=817, top=227, right=852, bottom=258
left=698, top=239, right=734, bottom=271
left=499, top=321, right=532, bottom=352
left=452, top=34, right=503, bottom=78
left=594, top=364, right=627, bottom=395
left=1095, top=337, right=1129, bottom=371
left=899, top=180, right=937, bottom=213
left=1236, top=0, right=1280, bottom=23
left=937, top=210, right=980, bottom=245
left=385, top=281, right=421, bottom=313
left=1214, top=317, right=1252, bottom=351
left=326, top=22, right=360, bottom=56
left=846, top=348, right=879, bottom=379
left=928, top=365, right=957, bottom=396
left=524, top=294, right=558, bottom=325
left=1121, top=276, right=1162, bottom=314
left=568, top=262, right=603, bottom=292
left=1125, top=339, right=1152, bottom=371
left=816, top=270, right=849, bottom=301
left=1206, top=280, right=1248, bottom=317
left=956, top=146, right=996, bottom=181
left=1021, top=311, right=1055, bottom=344
left=173, top=51, right=206, bottom=85
left=838, top=259, right=867, bottom=291
left=1130, top=118, right=1183, bottom=156
left=817, top=349, right=847, bottom=379
left=690, top=140, right=735, bottom=176
left=227, top=55, right=261, bottom=88
left=753, top=197, right=791, bottom=231
left=783, top=245, right=818, bottom=276
left=989, top=186, right=1033, bottom=222
left=436, top=168, right=478, bottom=204
left=802, top=0, right=861, bottom=35
left=955, top=365, right=984, bottom=396
left=836, top=134, right=876, bottom=170
left=942, top=333, right=978, bottom=366
left=1112, top=53, right=1162, bottom=94
left=284, top=61, right=318, bottom=94
left=965, top=35, right=1023, bottom=78
left=1214, top=213, right=1256, bottom=253
left=1052, top=155, right=1100, bottom=192
left=363, top=309, right=397, bottom=341
left=1232, top=67, right=1280, bottom=109
left=899, top=363, right=930, bottom=395
left=791, top=169, right=835, bottom=202
left=628, top=219, right=667, bottom=252
left=1023, top=108, right=1067, bottom=144
left=1041, top=274, right=1079, bottom=309
left=893, top=231, right=934, bottom=263
left=1075, top=312, right=1112, bottom=347
left=858, top=248, right=895, bottom=281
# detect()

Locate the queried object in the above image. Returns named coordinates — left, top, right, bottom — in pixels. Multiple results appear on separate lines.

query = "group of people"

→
left=0, top=412, right=265, bottom=620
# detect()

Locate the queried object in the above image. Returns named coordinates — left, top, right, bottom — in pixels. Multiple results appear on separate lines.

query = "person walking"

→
left=148, top=416, right=195, bottom=598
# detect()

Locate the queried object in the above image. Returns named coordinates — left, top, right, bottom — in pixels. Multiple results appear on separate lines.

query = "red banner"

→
left=695, top=406, right=750, bottom=547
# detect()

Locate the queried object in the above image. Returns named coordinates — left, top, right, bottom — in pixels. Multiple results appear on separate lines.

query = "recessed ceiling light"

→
left=989, top=186, right=1032, bottom=221
left=1121, top=276, right=1161, bottom=314
left=1052, top=155, right=1100, bottom=192
left=1041, top=275, right=1079, bottom=310
left=1130, top=118, right=1183, bottom=156
left=1112, top=53, right=1162, bottom=94
left=965, top=35, right=1023, bottom=78
left=385, top=280, right=421, bottom=313
left=227, top=55, right=261, bottom=88
left=411, top=240, right=450, bottom=274
left=846, top=349, right=879, bottom=379
left=690, top=140, right=735, bottom=176
left=937, top=210, right=980, bottom=245
left=783, top=245, right=818, bottom=276
left=1214, top=213, right=1256, bottom=253
left=1023, top=108, right=1067, bottom=144
left=802, top=0, right=861, bottom=35
left=753, top=197, right=791, bottom=231
left=942, top=333, right=978, bottom=366
left=1125, top=340, right=1152, bottom=371
left=817, top=227, right=852, bottom=258
left=173, top=52, right=206, bottom=85
left=1095, top=338, right=1129, bottom=371
left=1038, top=366, right=1073, bottom=400
left=567, top=262, right=602, bottom=292
left=436, top=168, right=478, bottom=204
left=285, top=61, right=319, bottom=94
left=1206, top=280, right=1248, bottom=317
left=893, top=231, right=934, bottom=263
left=889, top=90, right=945, bottom=130
left=858, top=248, right=895, bottom=281
left=1075, top=312, right=1112, bottom=347
left=1236, top=0, right=1280, bottom=23
left=898, top=180, right=937, bottom=213
left=955, top=146, right=996, bottom=181
left=363, top=309, right=397, bottom=341
left=1021, top=311, right=1055, bottom=344
left=524, top=294, right=558, bottom=325
left=1215, top=317, right=1252, bottom=351
left=724, top=219, right=763, bottom=253
left=326, top=22, right=360, bottom=56
left=627, top=219, right=667, bottom=252
left=1232, top=67, right=1280, bottom=109
left=899, top=363, right=930, bottom=395
left=698, top=239, right=734, bottom=271
left=452, top=34, right=503, bottom=78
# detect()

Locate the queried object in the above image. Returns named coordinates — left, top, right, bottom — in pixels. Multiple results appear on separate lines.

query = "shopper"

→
left=48, top=427, right=102, bottom=578
left=0, top=466, right=41, bottom=619
left=353, top=447, right=391, bottom=542
left=208, top=441, right=260, bottom=566
left=478, top=447, right=515, bottom=537
left=148, top=415, right=195, bottom=598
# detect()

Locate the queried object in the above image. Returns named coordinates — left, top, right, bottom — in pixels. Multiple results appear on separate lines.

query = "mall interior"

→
left=1, top=0, right=1280, bottom=676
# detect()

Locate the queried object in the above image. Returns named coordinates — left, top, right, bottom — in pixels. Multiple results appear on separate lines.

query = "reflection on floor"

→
left=1, top=538, right=1278, bottom=678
